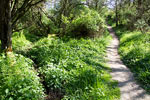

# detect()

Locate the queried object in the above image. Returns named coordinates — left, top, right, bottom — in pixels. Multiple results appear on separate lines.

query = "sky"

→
left=106, top=0, right=115, bottom=9
left=45, top=0, right=115, bottom=10
left=45, top=0, right=59, bottom=9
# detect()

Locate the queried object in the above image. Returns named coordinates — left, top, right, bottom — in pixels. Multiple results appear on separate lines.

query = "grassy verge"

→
left=113, top=26, right=150, bottom=92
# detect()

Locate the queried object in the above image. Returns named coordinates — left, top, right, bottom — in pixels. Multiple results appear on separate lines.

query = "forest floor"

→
left=107, top=25, right=150, bottom=100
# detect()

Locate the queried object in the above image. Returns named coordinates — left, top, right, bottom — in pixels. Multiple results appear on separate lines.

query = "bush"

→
left=40, top=66, right=71, bottom=93
left=12, top=32, right=32, bottom=53
left=0, top=53, right=45, bottom=100
left=61, top=8, right=106, bottom=37
left=134, top=19, right=149, bottom=34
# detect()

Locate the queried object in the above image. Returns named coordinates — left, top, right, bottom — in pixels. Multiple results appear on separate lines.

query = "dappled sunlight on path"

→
left=107, top=25, right=150, bottom=100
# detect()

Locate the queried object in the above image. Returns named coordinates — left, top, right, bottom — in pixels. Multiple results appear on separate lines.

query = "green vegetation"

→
left=0, top=0, right=122, bottom=98
left=26, top=32, right=119, bottom=99
left=114, top=27, right=150, bottom=92
left=107, top=0, right=150, bottom=93
left=60, top=8, right=105, bottom=37
left=0, top=53, right=45, bottom=100
left=0, top=31, right=120, bottom=99
left=3, top=0, right=150, bottom=99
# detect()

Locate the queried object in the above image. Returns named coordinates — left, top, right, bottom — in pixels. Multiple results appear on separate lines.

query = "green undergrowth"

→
left=0, top=31, right=120, bottom=99
left=25, top=32, right=120, bottom=100
left=0, top=53, right=45, bottom=100
left=12, top=31, right=41, bottom=54
left=114, top=26, right=150, bottom=92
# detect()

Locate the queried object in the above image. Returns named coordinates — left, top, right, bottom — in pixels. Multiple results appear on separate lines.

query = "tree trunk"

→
left=0, top=0, right=12, bottom=52
left=95, top=0, right=98, bottom=10
left=115, top=0, right=119, bottom=27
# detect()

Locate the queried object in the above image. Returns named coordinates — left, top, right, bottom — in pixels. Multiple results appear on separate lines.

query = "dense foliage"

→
left=2, top=0, right=150, bottom=99
left=0, top=26, right=120, bottom=99
left=63, top=8, right=105, bottom=37
left=0, top=53, right=45, bottom=100
left=44, top=6, right=107, bottom=37
left=109, top=0, right=150, bottom=32
left=26, top=32, right=119, bottom=99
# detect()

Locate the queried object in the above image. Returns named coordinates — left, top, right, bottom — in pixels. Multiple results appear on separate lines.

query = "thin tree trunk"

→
left=95, top=0, right=98, bottom=10
left=0, top=0, right=12, bottom=52
left=115, top=0, right=119, bottom=27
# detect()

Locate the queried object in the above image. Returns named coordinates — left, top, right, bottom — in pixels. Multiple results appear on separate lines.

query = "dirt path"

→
left=107, top=25, right=150, bottom=100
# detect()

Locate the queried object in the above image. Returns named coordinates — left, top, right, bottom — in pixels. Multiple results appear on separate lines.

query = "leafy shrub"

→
left=0, top=54, right=45, bottom=100
left=134, top=19, right=149, bottom=34
left=12, top=32, right=32, bottom=53
left=61, top=8, right=106, bottom=37
left=12, top=30, right=42, bottom=55
left=40, top=66, right=71, bottom=93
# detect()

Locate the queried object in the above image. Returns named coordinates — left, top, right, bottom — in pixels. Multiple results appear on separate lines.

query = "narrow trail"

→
left=106, top=25, right=150, bottom=100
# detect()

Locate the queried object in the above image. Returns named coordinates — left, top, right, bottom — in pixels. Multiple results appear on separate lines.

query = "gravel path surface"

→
left=107, top=25, right=150, bottom=100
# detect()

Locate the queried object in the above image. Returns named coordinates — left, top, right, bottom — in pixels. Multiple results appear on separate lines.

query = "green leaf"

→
left=9, top=97, right=13, bottom=100
left=5, top=89, right=9, bottom=94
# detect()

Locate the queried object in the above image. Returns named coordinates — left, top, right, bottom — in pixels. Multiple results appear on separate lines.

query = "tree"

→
left=0, top=0, right=12, bottom=52
left=115, top=0, right=119, bottom=26
left=0, top=0, right=45, bottom=52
